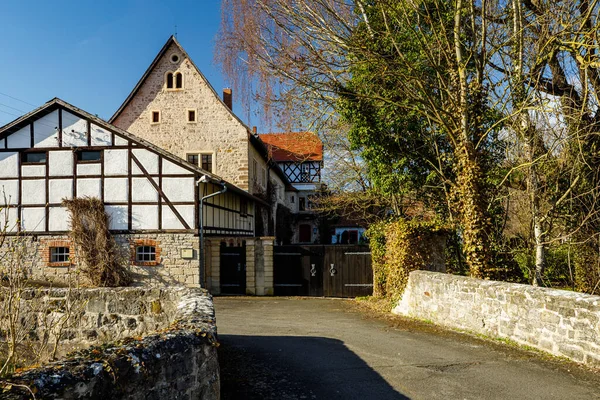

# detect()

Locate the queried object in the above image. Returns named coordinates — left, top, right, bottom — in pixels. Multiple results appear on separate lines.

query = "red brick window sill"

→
left=130, top=239, right=162, bottom=267
left=41, top=239, right=74, bottom=268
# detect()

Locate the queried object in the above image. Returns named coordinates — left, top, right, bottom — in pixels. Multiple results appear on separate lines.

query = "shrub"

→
left=368, top=218, right=448, bottom=303
left=63, top=197, right=131, bottom=287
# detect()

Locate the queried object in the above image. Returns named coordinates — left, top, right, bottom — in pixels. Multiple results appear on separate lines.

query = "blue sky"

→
left=0, top=0, right=246, bottom=126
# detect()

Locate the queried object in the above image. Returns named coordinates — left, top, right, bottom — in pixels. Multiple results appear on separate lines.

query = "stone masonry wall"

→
left=17, top=287, right=182, bottom=357
left=6, top=287, right=219, bottom=400
left=113, top=41, right=251, bottom=190
left=394, top=271, right=600, bottom=367
left=1, top=233, right=200, bottom=287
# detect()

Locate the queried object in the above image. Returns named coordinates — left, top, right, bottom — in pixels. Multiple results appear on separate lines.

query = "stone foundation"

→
left=395, top=271, right=600, bottom=367
left=1, top=232, right=200, bottom=287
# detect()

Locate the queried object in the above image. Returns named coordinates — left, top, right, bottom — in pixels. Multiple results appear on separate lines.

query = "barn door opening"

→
left=220, top=244, right=246, bottom=294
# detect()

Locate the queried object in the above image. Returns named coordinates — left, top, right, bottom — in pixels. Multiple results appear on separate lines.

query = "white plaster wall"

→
left=132, top=205, right=159, bottom=229
left=105, top=205, right=128, bottom=230
left=22, top=179, right=45, bottom=204
left=163, top=159, right=191, bottom=175
left=34, top=110, right=59, bottom=148
left=132, top=178, right=158, bottom=202
left=114, top=134, right=128, bottom=146
left=0, top=207, right=19, bottom=232
left=91, top=123, right=112, bottom=146
left=104, top=150, right=128, bottom=175
left=104, top=178, right=128, bottom=202
left=22, top=165, right=46, bottom=177
left=21, top=207, right=46, bottom=232
left=132, top=149, right=159, bottom=174
left=49, top=179, right=73, bottom=203
left=61, top=111, right=88, bottom=147
left=77, top=178, right=101, bottom=198
left=49, top=151, right=73, bottom=176
left=0, top=180, right=19, bottom=205
left=162, top=205, right=195, bottom=229
left=77, top=163, right=101, bottom=176
left=7, top=125, right=30, bottom=149
left=49, top=206, right=70, bottom=231
left=0, top=152, right=19, bottom=178
left=162, top=177, right=194, bottom=202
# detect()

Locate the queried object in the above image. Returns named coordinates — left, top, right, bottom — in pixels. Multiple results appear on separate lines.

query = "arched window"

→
left=175, top=72, right=183, bottom=89
left=166, top=72, right=174, bottom=89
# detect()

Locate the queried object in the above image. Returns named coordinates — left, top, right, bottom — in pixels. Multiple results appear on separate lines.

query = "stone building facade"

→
left=109, top=36, right=296, bottom=240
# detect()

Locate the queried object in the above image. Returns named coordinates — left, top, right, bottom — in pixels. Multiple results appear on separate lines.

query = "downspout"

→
left=197, top=175, right=227, bottom=288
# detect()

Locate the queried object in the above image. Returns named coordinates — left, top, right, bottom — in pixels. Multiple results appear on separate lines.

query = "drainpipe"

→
left=197, top=175, right=227, bottom=288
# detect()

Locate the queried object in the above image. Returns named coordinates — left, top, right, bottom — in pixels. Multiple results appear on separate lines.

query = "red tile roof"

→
left=260, top=132, right=323, bottom=162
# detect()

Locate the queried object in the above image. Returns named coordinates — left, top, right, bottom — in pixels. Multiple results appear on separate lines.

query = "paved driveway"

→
left=214, top=297, right=600, bottom=400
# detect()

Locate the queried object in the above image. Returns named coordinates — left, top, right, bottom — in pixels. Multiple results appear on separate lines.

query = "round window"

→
left=170, top=54, right=180, bottom=63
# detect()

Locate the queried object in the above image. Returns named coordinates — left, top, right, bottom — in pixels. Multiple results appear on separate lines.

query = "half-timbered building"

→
left=260, top=132, right=324, bottom=244
left=0, top=98, right=263, bottom=287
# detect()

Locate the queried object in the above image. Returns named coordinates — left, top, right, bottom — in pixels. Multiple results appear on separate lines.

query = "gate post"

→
left=262, top=237, right=275, bottom=296
left=245, top=239, right=256, bottom=295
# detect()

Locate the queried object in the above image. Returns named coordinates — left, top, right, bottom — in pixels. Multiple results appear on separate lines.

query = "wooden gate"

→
left=273, top=245, right=372, bottom=298
left=220, top=246, right=246, bottom=294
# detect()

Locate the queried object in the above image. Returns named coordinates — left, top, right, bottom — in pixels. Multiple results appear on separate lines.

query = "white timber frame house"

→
left=0, top=98, right=266, bottom=289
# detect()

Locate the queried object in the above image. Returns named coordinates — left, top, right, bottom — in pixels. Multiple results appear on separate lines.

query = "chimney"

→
left=252, top=126, right=257, bottom=135
left=223, top=88, right=232, bottom=110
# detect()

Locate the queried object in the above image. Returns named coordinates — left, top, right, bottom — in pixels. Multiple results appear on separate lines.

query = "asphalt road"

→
left=214, top=297, right=600, bottom=400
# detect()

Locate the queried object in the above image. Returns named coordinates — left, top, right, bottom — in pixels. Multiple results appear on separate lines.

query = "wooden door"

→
left=220, top=246, right=246, bottom=294
left=274, top=245, right=309, bottom=295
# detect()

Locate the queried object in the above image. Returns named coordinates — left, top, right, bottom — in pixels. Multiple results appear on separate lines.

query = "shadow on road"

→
left=219, top=334, right=409, bottom=400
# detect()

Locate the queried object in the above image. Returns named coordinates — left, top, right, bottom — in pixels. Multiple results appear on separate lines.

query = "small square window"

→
left=136, top=246, right=156, bottom=263
left=77, top=150, right=101, bottom=162
left=22, top=152, right=47, bottom=164
left=151, top=111, right=160, bottom=124
left=187, top=109, right=196, bottom=122
left=187, top=154, right=199, bottom=166
left=201, top=154, right=212, bottom=173
left=50, top=247, right=70, bottom=263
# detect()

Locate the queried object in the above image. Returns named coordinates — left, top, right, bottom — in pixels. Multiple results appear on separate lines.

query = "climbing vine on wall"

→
left=63, top=197, right=131, bottom=287
left=367, top=219, right=448, bottom=303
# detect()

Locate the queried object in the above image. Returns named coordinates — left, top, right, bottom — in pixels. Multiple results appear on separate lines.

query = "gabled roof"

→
left=260, top=132, right=323, bottom=162
left=109, top=35, right=248, bottom=130
left=0, top=98, right=268, bottom=205
left=109, top=35, right=293, bottom=189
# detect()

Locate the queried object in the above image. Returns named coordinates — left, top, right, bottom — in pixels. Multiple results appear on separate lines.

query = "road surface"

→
left=215, top=297, right=600, bottom=400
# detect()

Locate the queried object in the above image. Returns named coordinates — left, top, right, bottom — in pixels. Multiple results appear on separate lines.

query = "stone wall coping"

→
left=409, top=270, right=600, bottom=304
